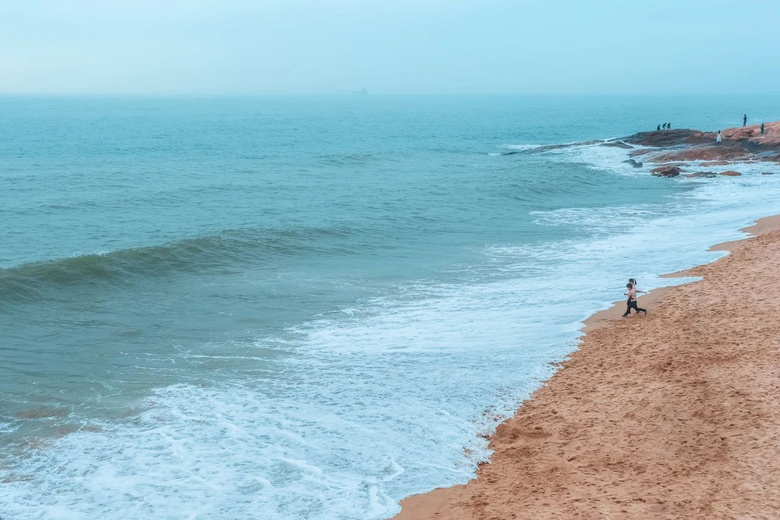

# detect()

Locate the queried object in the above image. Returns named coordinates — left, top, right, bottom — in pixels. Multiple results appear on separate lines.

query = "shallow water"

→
left=2, top=95, right=780, bottom=519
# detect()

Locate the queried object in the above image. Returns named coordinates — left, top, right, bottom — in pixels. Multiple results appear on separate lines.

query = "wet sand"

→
left=394, top=215, right=780, bottom=519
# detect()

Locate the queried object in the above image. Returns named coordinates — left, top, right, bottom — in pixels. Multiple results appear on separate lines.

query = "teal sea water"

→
left=2, top=95, right=780, bottom=519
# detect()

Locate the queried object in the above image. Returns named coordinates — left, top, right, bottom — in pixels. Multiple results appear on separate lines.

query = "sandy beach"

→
left=394, top=215, right=780, bottom=519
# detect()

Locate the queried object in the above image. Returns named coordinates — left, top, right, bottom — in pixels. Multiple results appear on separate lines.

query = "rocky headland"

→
left=617, top=122, right=780, bottom=178
left=623, top=122, right=780, bottom=163
left=507, top=121, right=780, bottom=178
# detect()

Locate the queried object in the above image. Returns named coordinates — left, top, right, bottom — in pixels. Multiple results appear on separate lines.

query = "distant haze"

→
left=2, top=0, right=779, bottom=95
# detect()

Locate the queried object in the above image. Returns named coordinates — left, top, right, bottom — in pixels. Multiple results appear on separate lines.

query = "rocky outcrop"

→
left=624, top=122, right=780, bottom=165
left=701, top=160, right=731, bottom=166
left=622, top=159, right=643, bottom=168
left=651, top=166, right=681, bottom=177
left=624, top=129, right=712, bottom=148
left=501, top=122, right=780, bottom=181
left=644, top=145, right=751, bottom=164
left=684, top=171, right=718, bottom=178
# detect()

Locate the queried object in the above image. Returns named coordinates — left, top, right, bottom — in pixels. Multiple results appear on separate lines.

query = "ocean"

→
left=2, top=95, right=779, bottom=519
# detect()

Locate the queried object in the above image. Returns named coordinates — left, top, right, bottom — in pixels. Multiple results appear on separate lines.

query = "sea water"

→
left=1, top=95, right=779, bottom=519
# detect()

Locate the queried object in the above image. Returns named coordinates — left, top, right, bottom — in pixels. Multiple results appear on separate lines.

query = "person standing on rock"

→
left=717, top=130, right=722, bottom=143
left=657, top=124, right=661, bottom=131
left=668, top=122, right=672, bottom=130
left=761, top=123, right=765, bottom=135
left=622, top=282, right=647, bottom=317
left=744, top=114, right=747, bottom=127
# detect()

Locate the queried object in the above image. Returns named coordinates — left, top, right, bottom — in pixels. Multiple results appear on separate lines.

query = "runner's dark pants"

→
left=623, top=299, right=646, bottom=316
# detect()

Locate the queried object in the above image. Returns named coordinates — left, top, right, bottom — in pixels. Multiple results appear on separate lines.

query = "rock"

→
left=684, top=171, right=718, bottom=178
left=624, top=129, right=711, bottom=148
left=602, top=140, right=633, bottom=149
left=647, top=145, right=751, bottom=163
left=504, top=121, right=780, bottom=168
left=622, top=159, right=643, bottom=168
left=651, top=166, right=681, bottom=177
left=701, top=160, right=730, bottom=166
left=720, top=170, right=741, bottom=176
left=762, top=172, right=774, bottom=175
left=530, top=140, right=602, bottom=153
left=624, top=123, right=780, bottom=164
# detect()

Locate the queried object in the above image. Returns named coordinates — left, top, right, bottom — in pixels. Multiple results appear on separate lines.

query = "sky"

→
left=1, top=0, right=779, bottom=95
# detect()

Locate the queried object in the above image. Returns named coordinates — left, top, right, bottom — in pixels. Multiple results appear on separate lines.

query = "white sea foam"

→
left=530, top=203, right=669, bottom=230
left=2, top=267, right=580, bottom=518
left=540, top=141, right=656, bottom=176
left=500, top=144, right=544, bottom=151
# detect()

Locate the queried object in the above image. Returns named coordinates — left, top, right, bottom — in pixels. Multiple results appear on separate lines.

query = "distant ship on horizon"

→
left=352, top=87, right=369, bottom=95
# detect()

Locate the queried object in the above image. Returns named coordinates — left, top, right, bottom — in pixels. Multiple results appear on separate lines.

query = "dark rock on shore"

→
left=684, top=171, right=718, bottom=178
left=651, top=166, right=681, bottom=177
left=720, top=170, right=742, bottom=176
left=532, top=140, right=602, bottom=154
left=624, top=129, right=711, bottom=148
left=622, top=159, right=643, bottom=168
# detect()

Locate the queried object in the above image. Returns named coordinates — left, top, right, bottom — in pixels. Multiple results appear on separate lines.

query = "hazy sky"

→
left=2, top=0, right=779, bottom=95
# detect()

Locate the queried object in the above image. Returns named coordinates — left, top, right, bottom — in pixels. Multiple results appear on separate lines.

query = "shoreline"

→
left=582, top=215, right=780, bottom=334
left=393, top=214, right=780, bottom=519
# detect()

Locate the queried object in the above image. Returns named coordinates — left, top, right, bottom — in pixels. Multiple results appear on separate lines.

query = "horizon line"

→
left=2, top=92, right=780, bottom=98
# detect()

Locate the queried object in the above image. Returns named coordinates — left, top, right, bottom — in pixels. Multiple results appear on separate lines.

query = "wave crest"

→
left=0, top=226, right=356, bottom=303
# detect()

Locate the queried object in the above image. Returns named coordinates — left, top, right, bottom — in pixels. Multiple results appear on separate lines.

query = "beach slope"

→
left=394, top=216, right=780, bottom=519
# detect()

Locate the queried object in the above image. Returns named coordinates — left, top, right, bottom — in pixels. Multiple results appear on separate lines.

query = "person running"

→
left=628, top=278, right=643, bottom=300
left=744, top=114, right=747, bottom=127
left=622, top=282, right=647, bottom=317
left=717, top=130, right=722, bottom=143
